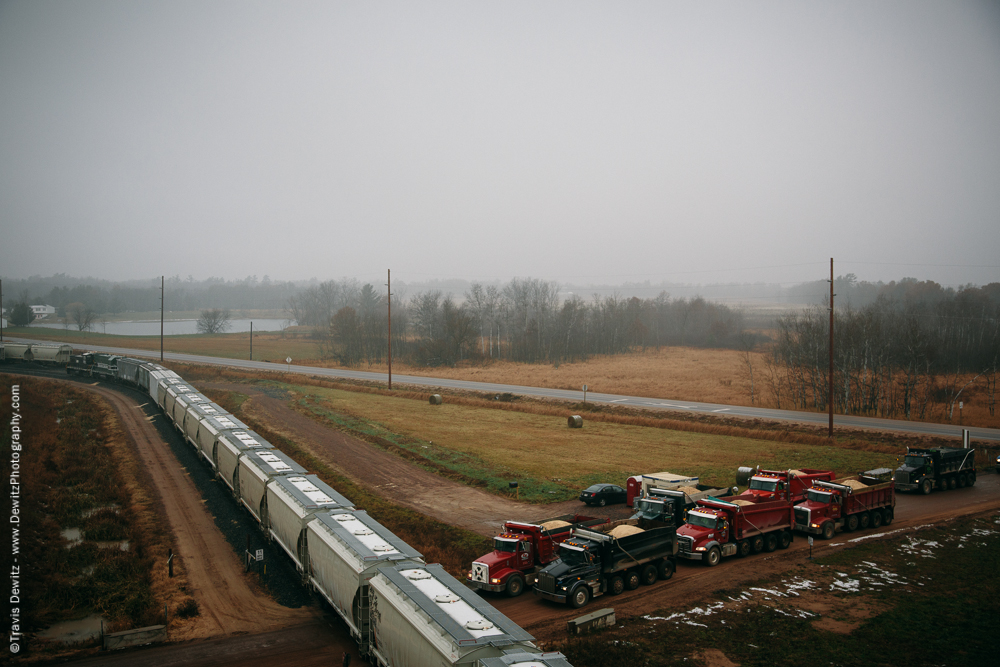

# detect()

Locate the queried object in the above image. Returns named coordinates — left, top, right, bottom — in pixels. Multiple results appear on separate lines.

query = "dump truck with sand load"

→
left=368, top=563, right=542, bottom=667
left=632, top=482, right=734, bottom=526
left=468, top=514, right=607, bottom=597
left=737, top=467, right=834, bottom=503
left=794, top=468, right=895, bottom=539
left=894, top=447, right=976, bottom=494
left=306, top=510, right=423, bottom=655
left=533, top=519, right=677, bottom=608
left=677, top=495, right=794, bottom=566
left=625, top=471, right=700, bottom=506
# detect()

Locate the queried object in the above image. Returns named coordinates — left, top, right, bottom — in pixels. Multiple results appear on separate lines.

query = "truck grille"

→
left=894, top=471, right=910, bottom=485
left=470, top=562, right=489, bottom=584
left=536, top=572, right=556, bottom=594
left=794, top=507, right=810, bottom=526
left=678, top=535, right=693, bottom=556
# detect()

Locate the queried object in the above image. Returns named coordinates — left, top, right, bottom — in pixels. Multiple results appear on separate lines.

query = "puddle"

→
left=61, top=527, right=82, bottom=547
left=36, top=613, right=105, bottom=643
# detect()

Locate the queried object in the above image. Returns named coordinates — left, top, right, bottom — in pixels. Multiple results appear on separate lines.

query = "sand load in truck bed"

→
left=789, top=470, right=807, bottom=476
left=731, top=499, right=754, bottom=506
left=541, top=520, right=572, bottom=531
left=840, top=479, right=868, bottom=491
left=677, top=486, right=701, bottom=495
left=608, top=525, right=645, bottom=538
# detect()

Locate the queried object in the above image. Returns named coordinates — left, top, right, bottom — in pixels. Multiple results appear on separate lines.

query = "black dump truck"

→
left=532, top=519, right=676, bottom=609
left=631, top=485, right=732, bottom=526
left=894, top=447, right=977, bottom=494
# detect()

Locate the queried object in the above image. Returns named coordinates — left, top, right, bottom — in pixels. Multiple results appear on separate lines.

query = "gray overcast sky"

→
left=2, top=1, right=998, bottom=290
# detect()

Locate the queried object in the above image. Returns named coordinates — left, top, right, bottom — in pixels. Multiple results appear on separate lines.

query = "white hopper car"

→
left=306, top=509, right=423, bottom=653
left=265, top=474, right=353, bottom=575
left=369, top=563, right=541, bottom=667
left=237, top=449, right=307, bottom=524
left=215, top=428, right=274, bottom=494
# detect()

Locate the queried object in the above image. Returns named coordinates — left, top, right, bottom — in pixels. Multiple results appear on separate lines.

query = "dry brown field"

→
left=10, top=325, right=998, bottom=428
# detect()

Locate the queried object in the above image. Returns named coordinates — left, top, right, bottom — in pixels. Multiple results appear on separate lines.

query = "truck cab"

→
left=744, top=474, right=789, bottom=501
left=794, top=487, right=842, bottom=538
left=469, top=534, right=537, bottom=595
left=675, top=508, right=729, bottom=561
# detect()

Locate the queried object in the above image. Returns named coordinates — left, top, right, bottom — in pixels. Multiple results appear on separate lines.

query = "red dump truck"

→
left=676, top=495, right=794, bottom=566
left=467, top=514, right=607, bottom=596
left=794, top=468, right=896, bottom=539
left=738, top=467, right=835, bottom=503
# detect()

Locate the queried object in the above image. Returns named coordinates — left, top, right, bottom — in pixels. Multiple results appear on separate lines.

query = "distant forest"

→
left=4, top=276, right=998, bottom=404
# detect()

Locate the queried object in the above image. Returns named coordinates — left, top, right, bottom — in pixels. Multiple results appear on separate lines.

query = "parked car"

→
left=579, top=484, right=627, bottom=507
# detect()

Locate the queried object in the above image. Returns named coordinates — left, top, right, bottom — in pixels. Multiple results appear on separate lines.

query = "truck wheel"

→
left=609, top=575, right=625, bottom=596
left=658, top=559, right=674, bottom=580
left=750, top=535, right=764, bottom=553
left=737, top=540, right=751, bottom=558
left=625, top=571, right=640, bottom=590
left=957, top=473, right=967, bottom=488
left=967, top=471, right=976, bottom=486
left=871, top=511, right=883, bottom=528
left=641, top=564, right=658, bottom=586
left=705, top=547, right=721, bottom=567
left=859, top=512, right=870, bottom=530
left=505, top=575, right=524, bottom=597
left=883, top=508, right=894, bottom=525
left=947, top=476, right=956, bottom=490
left=846, top=514, right=859, bottom=532
left=764, top=533, right=778, bottom=552
left=570, top=585, right=590, bottom=609
left=779, top=530, right=792, bottom=549
left=920, top=479, right=932, bottom=495
left=822, top=522, right=835, bottom=540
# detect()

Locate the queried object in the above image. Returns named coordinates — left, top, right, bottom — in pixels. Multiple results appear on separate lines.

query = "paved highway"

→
left=7, top=336, right=1000, bottom=442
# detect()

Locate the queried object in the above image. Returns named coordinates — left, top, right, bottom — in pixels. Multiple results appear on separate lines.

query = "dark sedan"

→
left=579, top=483, right=626, bottom=507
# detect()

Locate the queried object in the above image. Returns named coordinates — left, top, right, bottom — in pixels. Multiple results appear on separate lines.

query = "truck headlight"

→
left=491, top=578, right=501, bottom=584
left=560, top=586, right=567, bottom=591
left=811, top=523, right=820, bottom=529
left=695, top=546, right=706, bottom=552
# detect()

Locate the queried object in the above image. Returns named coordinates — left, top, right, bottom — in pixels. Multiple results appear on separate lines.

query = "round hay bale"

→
left=736, top=466, right=756, bottom=487
left=540, top=520, right=572, bottom=531
left=429, top=394, right=443, bottom=405
left=567, top=415, right=583, bottom=428
left=609, top=525, right=644, bottom=538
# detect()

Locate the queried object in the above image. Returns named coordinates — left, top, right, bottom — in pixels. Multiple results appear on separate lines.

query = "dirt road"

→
left=222, top=386, right=593, bottom=535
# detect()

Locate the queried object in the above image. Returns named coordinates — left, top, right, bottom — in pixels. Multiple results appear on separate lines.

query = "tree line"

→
left=291, top=277, right=757, bottom=367
left=746, top=279, right=1000, bottom=420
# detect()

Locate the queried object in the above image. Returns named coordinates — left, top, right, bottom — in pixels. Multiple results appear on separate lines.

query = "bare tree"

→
left=196, top=308, right=231, bottom=334
left=67, top=302, right=96, bottom=331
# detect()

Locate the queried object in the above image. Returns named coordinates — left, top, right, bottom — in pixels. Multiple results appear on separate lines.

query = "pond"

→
left=26, top=318, right=292, bottom=336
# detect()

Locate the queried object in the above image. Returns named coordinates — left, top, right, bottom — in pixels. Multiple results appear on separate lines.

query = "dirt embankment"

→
left=41, top=377, right=317, bottom=641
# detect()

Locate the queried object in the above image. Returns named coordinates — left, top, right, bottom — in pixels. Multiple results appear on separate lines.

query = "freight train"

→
left=10, top=349, right=571, bottom=667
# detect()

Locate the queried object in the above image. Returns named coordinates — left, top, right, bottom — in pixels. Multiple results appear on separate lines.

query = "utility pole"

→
left=829, top=258, right=834, bottom=437
left=387, top=269, right=392, bottom=390
left=1, top=278, right=4, bottom=342
left=250, top=321, right=253, bottom=360
left=160, top=276, right=165, bottom=362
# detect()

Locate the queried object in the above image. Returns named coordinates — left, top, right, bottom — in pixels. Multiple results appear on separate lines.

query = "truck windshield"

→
left=686, top=512, right=717, bottom=529
left=749, top=478, right=777, bottom=492
left=904, top=455, right=927, bottom=467
left=559, top=546, right=591, bottom=567
left=806, top=489, right=833, bottom=503
left=493, top=538, right=518, bottom=553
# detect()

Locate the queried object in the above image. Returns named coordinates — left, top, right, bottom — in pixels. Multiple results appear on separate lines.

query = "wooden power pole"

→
left=829, top=258, right=834, bottom=437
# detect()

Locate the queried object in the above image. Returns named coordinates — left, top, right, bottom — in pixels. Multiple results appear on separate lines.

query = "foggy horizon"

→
left=2, top=2, right=998, bottom=290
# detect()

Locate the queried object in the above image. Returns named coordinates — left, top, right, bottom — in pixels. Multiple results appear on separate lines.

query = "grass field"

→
left=190, top=371, right=904, bottom=504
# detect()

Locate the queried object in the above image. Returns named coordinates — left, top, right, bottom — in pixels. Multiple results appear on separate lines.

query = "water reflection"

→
left=27, top=318, right=292, bottom=336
